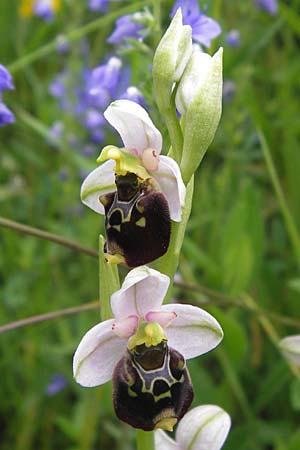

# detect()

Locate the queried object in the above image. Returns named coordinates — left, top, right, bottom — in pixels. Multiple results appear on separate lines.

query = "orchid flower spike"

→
left=155, top=404, right=231, bottom=450
left=81, top=99, right=186, bottom=267
left=73, top=266, right=223, bottom=430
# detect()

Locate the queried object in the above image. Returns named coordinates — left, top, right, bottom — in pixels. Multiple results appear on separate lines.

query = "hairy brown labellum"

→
left=112, top=342, right=194, bottom=431
left=100, top=173, right=171, bottom=267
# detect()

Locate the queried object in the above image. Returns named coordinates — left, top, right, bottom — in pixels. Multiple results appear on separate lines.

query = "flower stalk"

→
left=155, top=177, right=194, bottom=301
left=99, top=235, right=119, bottom=320
left=137, top=429, right=155, bottom=450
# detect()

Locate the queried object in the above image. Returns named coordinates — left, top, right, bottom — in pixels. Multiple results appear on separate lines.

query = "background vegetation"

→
left=1, top=1, right=300, bottom=449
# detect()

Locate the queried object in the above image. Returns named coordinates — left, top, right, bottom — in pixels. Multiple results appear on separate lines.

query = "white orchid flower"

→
left=73, top=266, right=223, bottom=387
left=279, top=334, right=300, bottom=367
left=80, top=99, right=186, bottom=222
left=155, top=404, right=231, bottom=450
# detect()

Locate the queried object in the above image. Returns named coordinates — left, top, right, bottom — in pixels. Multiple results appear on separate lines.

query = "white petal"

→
left=73, top=320, right=127, bottom=387
left=111, top=266, right=170, bottom=319
left=155, top=430, right=181, bottom=450
left=176, top=405, right=231, bottom=450
left=161, top=304, right=223, bottom=359
left=279, top=335, right=300, bottom=367
left=80, top=160, right=116, bottom=214
left=153, top=155, right=186, bottom=222
left=104, top=100, right=162, bottom=154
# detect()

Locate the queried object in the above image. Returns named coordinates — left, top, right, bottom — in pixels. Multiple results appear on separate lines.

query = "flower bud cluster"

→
left=153, top=8, right=223, bottom=184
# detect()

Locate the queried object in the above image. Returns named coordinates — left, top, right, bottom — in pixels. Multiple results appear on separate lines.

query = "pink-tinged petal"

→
left=176, top=405, right=231, bottom=450
left=73, top=319, right=127, bottom=387
left=155, top=430, right=181, bottom=450
left=104, top=100, right=162, bottom=154
left=161, top=304, right=223, bottom=359
left=145, top=310, right=177, bottom=328
left=111, top=266, right=170, bottom=319
left=153, top=155, right=186, bottom=222
left=80, top=160, right=116, bottom=214
left=112, top=315, right=139, bottom=339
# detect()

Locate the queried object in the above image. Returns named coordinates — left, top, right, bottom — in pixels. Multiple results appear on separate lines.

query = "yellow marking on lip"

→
left=135, top=217, right=146, bottom=228
left=105, top=253, right=125, bottom=265
left=154, top=417, right=177, bottom=432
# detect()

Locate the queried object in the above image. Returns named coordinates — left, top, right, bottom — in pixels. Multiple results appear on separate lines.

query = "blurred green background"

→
left=1, top=1, right=300, bottom=449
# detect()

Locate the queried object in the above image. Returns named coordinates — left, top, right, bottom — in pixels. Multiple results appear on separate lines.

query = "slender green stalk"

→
left=0, top=301, right=99, bottom=333
left=216, top=348, right=254, bottom=421
left=258, top=129, right=300, bottom=269
left=0, top=216, right=98, bottom=258
left=242, top=295, right=300, bottom=379
left=98, top=235, right=119, bottom=320
left=136, top=429, right=154, bottom=450
left=164, top=105, right=184, bottom=164
left=155, top=177, right=194, bottom=301
left=8, top=1, right=150, bottom=73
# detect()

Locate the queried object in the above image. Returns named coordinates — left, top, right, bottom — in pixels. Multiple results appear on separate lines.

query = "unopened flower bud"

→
left=153, top=8, right=192, bottom=113
left=178, top=46, right=223, bottom=183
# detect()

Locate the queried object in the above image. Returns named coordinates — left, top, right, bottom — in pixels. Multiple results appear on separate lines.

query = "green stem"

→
left=136, top=430, right=154, bottom=450
left=99, top=235, right=120, bottom=320
left=155, top=177, right=194, bottom=301
left=216, top=348, right=254, bottom=421
left=164, top=106, right=184, bottom=164
left=152, top=0, right=161, bottom=43
left=258, top=129, right=300, bottom=269
left=0, top=216, right=98, bottom=258
left=8, top=1, right=150, bottom=73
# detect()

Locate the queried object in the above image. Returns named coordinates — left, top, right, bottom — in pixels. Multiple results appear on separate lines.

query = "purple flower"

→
left=49, top=120, right=64, bottom=139
left=49, top=49, right=143, bottom=154
left=84, top=108, right=105, bottom=129
left=256, top=0, right=278, bottom=15
left=83, top=57, right=123, bottom=108
left=88, top=0, right=108, bottom=12
left=119, top=86, right=145, bottom=106
left=171, top=0, right=221, bottom=47
left=0, top=102, right=15, bottom=126
left=81, top=144, right=97, bottom=157
left=49, top=71, right=68, bottom=98
left=33, top=0, right=56, bottom=21
left=107, top=14, right=145, bottom=45
left=56, top=35, right=70, bottom=54
left=46, top=374, right=67, bottom=395
left=225, top=29, right=241, bottom=48
left=0, top=64, right=14, bottom=91
left=90, top=128, right=104, bottom=144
